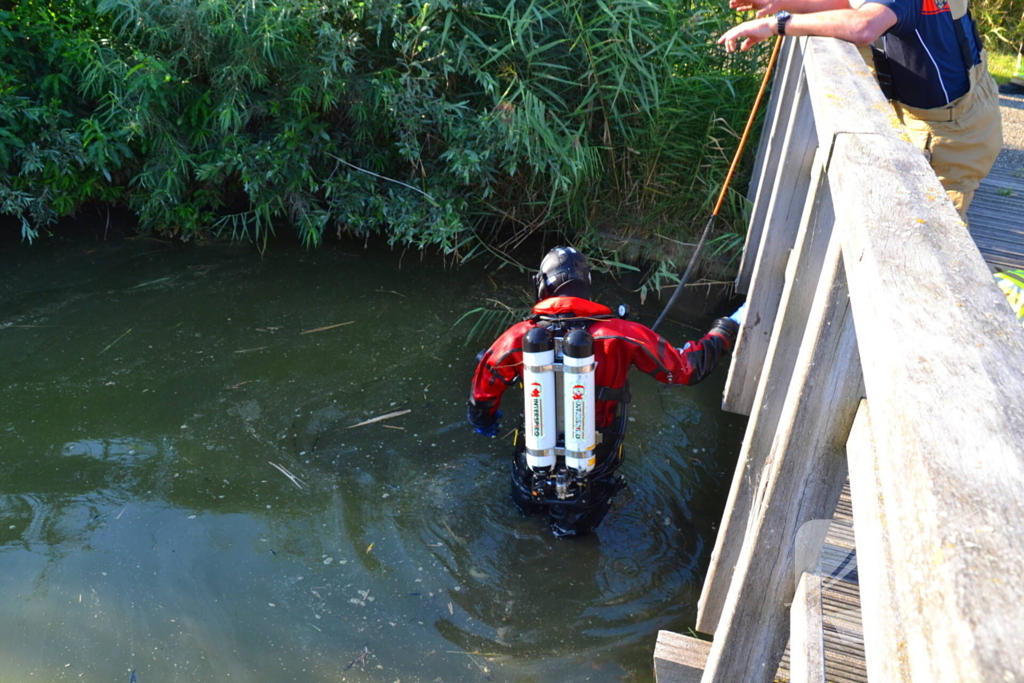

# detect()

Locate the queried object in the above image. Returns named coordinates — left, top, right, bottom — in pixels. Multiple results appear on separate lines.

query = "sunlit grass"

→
left=989, top=50, right=1019, bottom=83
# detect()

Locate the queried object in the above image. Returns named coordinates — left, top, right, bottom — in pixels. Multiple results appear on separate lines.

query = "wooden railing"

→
left=661, top=36, right=1024, bottom=683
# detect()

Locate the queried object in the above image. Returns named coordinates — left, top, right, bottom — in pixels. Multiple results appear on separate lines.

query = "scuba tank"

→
left=522, top=326, right=557, bottom=470
left=562, top=329, right=596, bottom=475
left=510, top=309, right=629, bottom=533
left=519, top=324, right=599, bottom=500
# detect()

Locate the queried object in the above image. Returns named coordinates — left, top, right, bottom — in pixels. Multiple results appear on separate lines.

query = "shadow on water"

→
left=0, top=237, right=746, bottom=682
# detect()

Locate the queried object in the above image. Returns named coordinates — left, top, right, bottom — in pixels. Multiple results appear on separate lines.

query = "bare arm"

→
left=718, top=3, right=897, bottom=52
left=729, top=0, right=853, bottom=17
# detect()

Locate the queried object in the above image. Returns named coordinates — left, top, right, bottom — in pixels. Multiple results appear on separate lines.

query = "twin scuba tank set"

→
left=520, top=324, right=602, bottom=504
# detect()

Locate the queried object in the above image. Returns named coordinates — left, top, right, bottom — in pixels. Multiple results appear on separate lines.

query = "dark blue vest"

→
left=867, top=0, right=982, bottom=109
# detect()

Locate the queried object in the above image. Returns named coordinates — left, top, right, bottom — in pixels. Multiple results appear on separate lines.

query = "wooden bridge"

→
left=653, top=36, right=1024, bottom=683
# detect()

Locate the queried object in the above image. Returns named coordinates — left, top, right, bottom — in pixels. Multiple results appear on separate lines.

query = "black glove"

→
left=474, top=411, right=502, bottom=438
left=707, top=316, right=740, bottom=351
left=467, top=397, right=499, bottom=436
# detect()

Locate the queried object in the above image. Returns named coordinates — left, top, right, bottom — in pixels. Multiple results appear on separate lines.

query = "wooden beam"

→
left=701, top=232, right=862, bottom=683
left=791, top=572, right=826, bottom=683
left=801, top=38, right=900, bottom=143
left=744, top=37, right=792, bottom=207
left=654, top=631, right=710, bottom=683
left=845, top=400, right=912, bottom=683
left=723, top=55, right=819, bottom=416
left=697, top=148, right=835, bottom=634
left=737, top=37, right=799, bottom=295
left=833, top=131, right=1024, bottom=681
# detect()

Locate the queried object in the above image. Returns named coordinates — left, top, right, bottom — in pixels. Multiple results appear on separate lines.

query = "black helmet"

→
left=534, top=246, right=591, bottom=300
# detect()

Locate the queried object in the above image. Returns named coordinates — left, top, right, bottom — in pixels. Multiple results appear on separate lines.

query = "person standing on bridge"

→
left=466, top=246, right=745, bottom=537
left=717, top=0, right=1002, bottom=221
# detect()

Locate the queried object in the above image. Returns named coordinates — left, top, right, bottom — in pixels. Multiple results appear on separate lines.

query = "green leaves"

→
left=1, top=0, right=761, bottom=259
left=973, top=0, right=1024, bottom=51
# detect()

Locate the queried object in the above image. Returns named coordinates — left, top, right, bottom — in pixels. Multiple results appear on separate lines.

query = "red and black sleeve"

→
left=596, top=317, right=738, bottom=387
left=466, top=321, right=531, bottom=429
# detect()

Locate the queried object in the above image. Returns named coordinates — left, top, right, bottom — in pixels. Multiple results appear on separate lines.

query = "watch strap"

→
left=776, top=11, right=791, bottom=36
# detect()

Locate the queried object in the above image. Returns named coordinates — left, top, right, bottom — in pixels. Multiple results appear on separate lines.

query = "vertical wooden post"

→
left=738, top=37, right=795, bottom=294
left=834, top=131, right=1024, bottom=681
left=700, top=233, right=862, bottom=683
left=845, top=400, right=912, bottom=683
left=791, top=572, right=826, bottom=683
left=737, top=38, right=799, bottom=295
left=697, top=149, right=835, bottom=634
left=701, top=36, right=1024, bottom=683
left=723, top=51, right=819, bottom=416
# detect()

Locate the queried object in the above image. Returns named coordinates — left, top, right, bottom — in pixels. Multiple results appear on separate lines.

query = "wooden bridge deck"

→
left=967, top=162, right=1024, bottom=271
left=653, top=42, right=1024, bottom=682
left=655, top=136, right=1022, bottom=679
left=773, top=483, right=865, bottom=683
left=655, top=483, right=867, bottom=683
left=966, top=94, right=1024, bottom=272
left=655, top=143, right=1022, bottom=681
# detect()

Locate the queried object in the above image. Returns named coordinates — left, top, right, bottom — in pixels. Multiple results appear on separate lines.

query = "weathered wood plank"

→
left=737, top=37, right=800, bottom=295
left=745, top=37, right=792, bottom=206
left=723, top=63, right=819, bottom=416
left=801, top=38, right=903, bottom=144
left=697, top=149, right=834, bottom=633
left=977, top=166, right=1024, bottom=191
left=701, top=233, right=862, bottom=683
left=832, top=131, right=1024, bottom=681
left=967, top=237, right=1024, bottom=255
left=654, top=631, right=710, bottom=683
left=791, top=572, right=826, bottom=683
left=967, top=169, right=1024, bottom=271
left=777, top=482, right=867, bottom=683
left=969, top=224, right=1024, bottom=240
left=845, top=400, right=911, bottom=683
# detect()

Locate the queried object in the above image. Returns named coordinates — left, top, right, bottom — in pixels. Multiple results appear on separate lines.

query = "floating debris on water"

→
left=300, top=321, right=355, bottom=335
left=347, top=410, right=411, bottom=429
left=344, top=646, right=372, bottom=671
left=269, top=461, right=306, bottom=490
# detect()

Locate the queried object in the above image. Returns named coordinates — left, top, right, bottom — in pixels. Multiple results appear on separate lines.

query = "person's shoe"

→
left=999, top=80, right=1024, bottom=96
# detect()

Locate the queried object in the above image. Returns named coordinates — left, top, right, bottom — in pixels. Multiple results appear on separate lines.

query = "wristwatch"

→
left=776, top=11, right=792, bottom=36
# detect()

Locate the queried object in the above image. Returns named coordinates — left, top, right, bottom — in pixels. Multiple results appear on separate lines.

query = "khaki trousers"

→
left=891, top=52, right=1003, bottom=220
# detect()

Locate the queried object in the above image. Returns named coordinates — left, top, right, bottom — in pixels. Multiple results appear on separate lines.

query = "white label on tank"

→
left=529, top=382, right=544, bottom=437
left=571, top=383, right=586, bottom=440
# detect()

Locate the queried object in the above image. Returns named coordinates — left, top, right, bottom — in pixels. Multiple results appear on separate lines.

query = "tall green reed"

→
left=974, top=0, right=1024, bottom=51
left=1, top=0, right=763, bottom=260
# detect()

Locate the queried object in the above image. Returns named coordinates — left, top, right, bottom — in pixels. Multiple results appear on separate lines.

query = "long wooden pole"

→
left=652, top=36, right=784, bottom=332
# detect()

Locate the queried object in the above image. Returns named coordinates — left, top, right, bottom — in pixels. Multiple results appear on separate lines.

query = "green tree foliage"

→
left=1, top=0, right=762, bottom=254
left=1, top=1, right=120, bottom=241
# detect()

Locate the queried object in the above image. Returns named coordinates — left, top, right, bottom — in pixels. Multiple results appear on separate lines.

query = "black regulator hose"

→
left=651, top=35, right=784, bottom=333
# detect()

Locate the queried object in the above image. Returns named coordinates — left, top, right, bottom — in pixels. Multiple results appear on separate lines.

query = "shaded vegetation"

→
left=1, top=0, right=765, bottom=261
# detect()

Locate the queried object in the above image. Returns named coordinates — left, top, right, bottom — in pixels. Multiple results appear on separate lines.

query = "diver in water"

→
left=467, top=246, right=745, bottom=537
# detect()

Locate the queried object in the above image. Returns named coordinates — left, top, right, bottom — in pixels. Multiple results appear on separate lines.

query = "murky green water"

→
left=0, top=238, right=746, bottom=682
